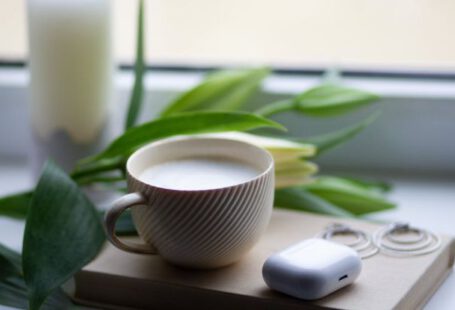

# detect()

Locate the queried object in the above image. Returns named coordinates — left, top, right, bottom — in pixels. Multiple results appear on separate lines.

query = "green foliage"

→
left=0, top=277, right=29, bottom=310
left=256, top=84, right=379, bottom=117
left=303, top=176, right=395, bottom=215
left=0, top=244, right=21, bottom=280
left=302, top=112, right=380, bottom=155
left=0, top=244, right=74, bottom=310
left=0, top=191, right=32, bottom=219
left=71, top=157, right=125, bottom=183
left=1, top=282, right=74, bottom=310
left=160, top=68, right=269, bottom=116
left=22, top=162, right=105, bottom=310
left=124, top=0, right=145, bottom=130
left=86, top=111, right=285, bottom=163
left=0, top=244, right=28, bottom=309
left=339, top=176, right=392, bottom=193
left=291, top=84, right=379, bottom=116
left=274, top=187, right=354, bottom=217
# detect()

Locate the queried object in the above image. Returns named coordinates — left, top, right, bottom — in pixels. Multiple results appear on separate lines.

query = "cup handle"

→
left=104, top=192, right=158, bottom=254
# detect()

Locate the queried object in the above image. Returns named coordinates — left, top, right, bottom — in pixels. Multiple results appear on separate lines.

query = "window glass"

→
left=1, top=0, right=454, bottom=71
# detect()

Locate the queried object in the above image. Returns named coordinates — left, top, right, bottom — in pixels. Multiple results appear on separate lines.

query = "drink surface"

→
left=139, top=157, right=260, bottom=190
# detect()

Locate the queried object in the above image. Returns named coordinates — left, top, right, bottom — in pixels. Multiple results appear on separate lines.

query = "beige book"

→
left=74, top=210, right=455, bottom=310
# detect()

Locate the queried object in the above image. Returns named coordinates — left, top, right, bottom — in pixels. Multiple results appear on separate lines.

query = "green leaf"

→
left=0, top=190, right=32, bottom=219
left=72, top=157, right=126, bottom=181
left=0, top=278, right=28, bottom=309
left=338, top=176, right=392, bottom=193
left=274, top=187, right=354, bottom=217
left=160, top=68, right=269, bottom=116
left=302, top=112, right=380, bottom=155
left=254, top=99, right=294, bottom=116
left=87, top=111, right=285, bottom=162
left=303, top=176, right=395, bottom=215
left=39, top=289, right=74, bottom=310
left=0, top=244, right=74, bottom=310
left=0, top=278, right=74, bottom=310
left=0, top=244, right=21, bottom=279
left=22, top=161, right=105, bottom=310
left=257, top=85, right=379, bottom=117
left=296, top=84, right=379, bottom=116
left=124, top=0, right=145, bottom=130
left=0, top=244, right=28, bottom=308
left=77, top=176, right=125, bottom=186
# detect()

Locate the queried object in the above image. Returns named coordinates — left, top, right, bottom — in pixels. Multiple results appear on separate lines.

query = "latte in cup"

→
left=138, top=157, right=260, bottom=190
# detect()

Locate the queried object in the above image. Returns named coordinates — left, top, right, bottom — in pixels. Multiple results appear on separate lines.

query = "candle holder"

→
left=26, top=0, right=113, bottom=178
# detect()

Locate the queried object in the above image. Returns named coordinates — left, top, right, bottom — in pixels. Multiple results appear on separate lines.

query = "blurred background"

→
left=2, top=0, right=455, bottom=70
left=1, top=0, right=454, bottom=176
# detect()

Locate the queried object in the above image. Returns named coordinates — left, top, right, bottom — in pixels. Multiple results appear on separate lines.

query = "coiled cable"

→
left=318, top=223, right=379, bottom=259
left=372, top=222, right=441, bottom=257
left=319, top=222, right=441, bottom=259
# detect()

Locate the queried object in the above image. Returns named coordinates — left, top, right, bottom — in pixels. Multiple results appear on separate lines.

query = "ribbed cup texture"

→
left=129, top=170, right=274, bottom=269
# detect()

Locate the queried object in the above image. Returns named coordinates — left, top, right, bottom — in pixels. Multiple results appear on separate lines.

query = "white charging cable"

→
left=372, top=222, right=441, bottom=257
left=317, top=223, right=378, bottom=259
left=319, top=222, right=441, bottom=259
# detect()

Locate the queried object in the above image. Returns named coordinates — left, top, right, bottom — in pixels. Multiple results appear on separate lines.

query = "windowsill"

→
left=0, top=158, right=453, bottom=309
left=1, top=67, right=455, bottom=176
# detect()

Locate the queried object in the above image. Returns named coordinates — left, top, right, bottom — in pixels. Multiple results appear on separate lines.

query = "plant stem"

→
left=255, top=99, right=295, bottom=117
left=76, top=176, right=125, bottom=186
left=71, top=157, right=125, bottom=181
left=124, top=0, right=145, bottom=130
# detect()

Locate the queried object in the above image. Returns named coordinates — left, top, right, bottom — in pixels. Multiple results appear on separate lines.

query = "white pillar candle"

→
left=27, top=0, right=113, bottom=174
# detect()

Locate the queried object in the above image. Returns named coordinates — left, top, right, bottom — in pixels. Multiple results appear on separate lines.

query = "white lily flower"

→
left=162, top=132, right=318, bottom=189
left=275, top=160, right=318, bottom=188
left=200, top=132, right=315, bottom=163
left=199, top=132, right=318, bottom=188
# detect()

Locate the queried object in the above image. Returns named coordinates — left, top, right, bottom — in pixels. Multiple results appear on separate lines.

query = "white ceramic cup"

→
left=105, top=137, right=274, bottom=269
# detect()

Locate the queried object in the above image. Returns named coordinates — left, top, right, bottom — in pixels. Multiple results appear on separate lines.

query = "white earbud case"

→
left=262, top=238, right=362, bottom=300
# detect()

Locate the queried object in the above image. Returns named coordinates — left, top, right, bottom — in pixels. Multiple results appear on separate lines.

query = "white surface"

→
left=263, top=239, right=361, bottom=300
left=4, top=67, right=455, bottom=100
left=0, top=160, right=454, bottom=309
